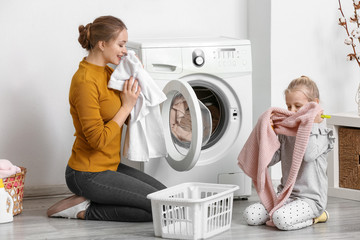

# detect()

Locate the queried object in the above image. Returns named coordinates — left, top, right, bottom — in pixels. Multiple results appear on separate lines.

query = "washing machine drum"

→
left=170, top=93, right=211, bottom=148
left=162, top=80, right=212, bottom=171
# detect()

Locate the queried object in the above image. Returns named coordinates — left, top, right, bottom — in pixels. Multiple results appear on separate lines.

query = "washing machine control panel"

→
left=185, top=46, right=251, bottom=73
left=129, top=42, right=252, bottom=75
left=211, top=47, right=251, bottom=71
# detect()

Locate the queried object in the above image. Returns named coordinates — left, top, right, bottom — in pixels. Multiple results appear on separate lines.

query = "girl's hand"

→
left=270, top=113, right=275, bottom=131
left=119, top=76, right=141, bottom=113
left=314, top=110, right=323, bottom=123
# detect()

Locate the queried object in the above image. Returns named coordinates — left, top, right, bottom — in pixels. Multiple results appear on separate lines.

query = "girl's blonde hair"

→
left=284, top=75, right=320, bottom=101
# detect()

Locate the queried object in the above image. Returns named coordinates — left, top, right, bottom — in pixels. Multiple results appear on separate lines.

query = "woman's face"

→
left=103, top=29, right=128, bottom=65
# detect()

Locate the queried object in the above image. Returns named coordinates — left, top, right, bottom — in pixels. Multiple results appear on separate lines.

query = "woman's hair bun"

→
left=78, top=24, right=91, bottom=50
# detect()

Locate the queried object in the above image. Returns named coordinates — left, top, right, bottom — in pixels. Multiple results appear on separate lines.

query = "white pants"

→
left=243, top=199, right=316, bottom=230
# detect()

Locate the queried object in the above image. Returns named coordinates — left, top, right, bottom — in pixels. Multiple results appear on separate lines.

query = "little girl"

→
left=241, top=76, right=335, bottom=230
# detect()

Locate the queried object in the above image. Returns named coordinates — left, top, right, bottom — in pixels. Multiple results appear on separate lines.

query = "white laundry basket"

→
left=147, top=182, right=239, bottom=240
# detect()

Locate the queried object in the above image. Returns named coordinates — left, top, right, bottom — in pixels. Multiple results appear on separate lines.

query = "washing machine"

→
left=125, top=37, right=252, bottom=198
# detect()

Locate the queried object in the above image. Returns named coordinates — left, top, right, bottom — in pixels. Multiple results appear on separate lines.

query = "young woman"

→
left=47, top=15, right=166, bottom=222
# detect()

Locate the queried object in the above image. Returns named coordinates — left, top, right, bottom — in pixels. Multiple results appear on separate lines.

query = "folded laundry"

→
left=0, top=159, right=21, bottom=179
left=108, top=50, right=167, bottom=162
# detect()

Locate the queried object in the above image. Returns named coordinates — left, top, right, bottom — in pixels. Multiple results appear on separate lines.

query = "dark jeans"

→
left=65, top=163, right=166, bottom=222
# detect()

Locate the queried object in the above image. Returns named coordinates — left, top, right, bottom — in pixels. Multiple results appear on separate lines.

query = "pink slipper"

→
left=47, top=195, right=89, bottom=219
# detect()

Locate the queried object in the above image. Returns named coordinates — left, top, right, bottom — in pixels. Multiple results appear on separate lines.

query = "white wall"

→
left=248, top=0, right=271, bottom=126
left=270, top=0, right=359, bottom=180
left=271, top=0, right=359, bottom=113
left=2, top=0, right=355, bottom=191
left=0, top=0, right=247, bottom=190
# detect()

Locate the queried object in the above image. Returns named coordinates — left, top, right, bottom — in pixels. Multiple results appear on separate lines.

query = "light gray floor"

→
left=0, top=191, right=359, bottom=240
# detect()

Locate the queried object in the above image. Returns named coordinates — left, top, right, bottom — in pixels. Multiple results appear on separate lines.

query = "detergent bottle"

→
left=0, top=178, right=13, bottom=223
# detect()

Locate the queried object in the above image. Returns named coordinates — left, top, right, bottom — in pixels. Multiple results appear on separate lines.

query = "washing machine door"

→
left=162, top=80, right=212, bottom=171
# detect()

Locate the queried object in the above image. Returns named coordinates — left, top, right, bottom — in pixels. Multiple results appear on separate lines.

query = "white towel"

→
left=108, top=50, right=167, bottom=162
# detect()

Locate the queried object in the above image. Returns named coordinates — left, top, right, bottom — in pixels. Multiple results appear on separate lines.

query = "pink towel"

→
left=0, top=159, right=21, bottom=178
left=238, top=102, right=321, bottom=221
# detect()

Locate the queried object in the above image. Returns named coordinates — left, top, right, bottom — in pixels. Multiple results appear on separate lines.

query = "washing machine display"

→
left=125, top=37, right=253, bottom=198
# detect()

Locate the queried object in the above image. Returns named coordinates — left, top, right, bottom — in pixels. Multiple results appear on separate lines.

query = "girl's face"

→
left=285, top=90, right=310, bottom=112
left=102, top=29, right=128, bottom=65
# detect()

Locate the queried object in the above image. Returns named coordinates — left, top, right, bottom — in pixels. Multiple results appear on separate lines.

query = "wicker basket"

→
left=339, top=127, right=360, bottom=190
left=3, top=167, right=26, bottom=216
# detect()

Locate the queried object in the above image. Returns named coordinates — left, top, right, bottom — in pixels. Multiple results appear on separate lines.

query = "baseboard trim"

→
left=24, top=184, right=72, bottom=199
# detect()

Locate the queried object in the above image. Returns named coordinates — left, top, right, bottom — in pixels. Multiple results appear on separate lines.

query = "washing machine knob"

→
left=192, top=49, right=205, bottom=67
left=194, top=56, right=204, bottom=66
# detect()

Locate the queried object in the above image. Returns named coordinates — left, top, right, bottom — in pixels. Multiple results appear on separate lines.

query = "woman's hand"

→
left=112, top=76, right=141, bottom=127
left=119, top=76, right=141, bottom=113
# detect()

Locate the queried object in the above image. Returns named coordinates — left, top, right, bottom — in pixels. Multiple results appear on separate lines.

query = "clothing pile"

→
left=0, top=159, right=21, bottom=179
left=170, top=94, right=192, bottom=142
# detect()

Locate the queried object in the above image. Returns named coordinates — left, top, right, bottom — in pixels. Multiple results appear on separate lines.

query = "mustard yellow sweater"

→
left=68, top=59, right=122, bottom=172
